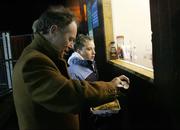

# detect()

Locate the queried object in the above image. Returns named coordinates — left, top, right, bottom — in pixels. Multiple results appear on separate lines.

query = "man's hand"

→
left=112, top=75, right=130, bottom=89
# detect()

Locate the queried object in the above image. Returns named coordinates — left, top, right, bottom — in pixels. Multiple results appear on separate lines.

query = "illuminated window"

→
left=111, top=0, right=152, bottom=69
left=102, top=0, right=153, bottom=79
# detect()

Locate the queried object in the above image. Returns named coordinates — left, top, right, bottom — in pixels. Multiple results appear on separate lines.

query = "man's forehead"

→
left=60, top=21, right=77, bottom=32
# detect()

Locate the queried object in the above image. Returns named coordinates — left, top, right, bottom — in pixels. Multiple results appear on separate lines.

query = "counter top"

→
left=109, top=59, right=154, bottom=82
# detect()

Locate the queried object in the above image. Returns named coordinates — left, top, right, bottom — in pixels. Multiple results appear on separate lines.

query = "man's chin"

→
left=63, top=50, right=74, bottom=60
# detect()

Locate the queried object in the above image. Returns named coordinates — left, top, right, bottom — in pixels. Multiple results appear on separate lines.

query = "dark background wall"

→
left=150, top=0, right=180, bottom=129
left=0, top=0, right=88, bottom=35
left=0, top=0, right=66, bottom=34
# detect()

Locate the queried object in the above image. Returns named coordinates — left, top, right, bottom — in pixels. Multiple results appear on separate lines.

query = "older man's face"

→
left=51, top=21, right=77, bottom=58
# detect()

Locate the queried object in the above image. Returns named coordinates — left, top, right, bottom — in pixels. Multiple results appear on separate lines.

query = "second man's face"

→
left=80, top=40, right=96, bottom=61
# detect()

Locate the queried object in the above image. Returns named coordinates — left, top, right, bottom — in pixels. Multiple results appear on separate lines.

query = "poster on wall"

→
left=86, top=0, right=94, bottom=38
left=91, top=0, right=99, bottom=29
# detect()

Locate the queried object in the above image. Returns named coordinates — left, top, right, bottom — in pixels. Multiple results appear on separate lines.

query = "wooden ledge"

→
left=109, top=59, right=154, bottom=82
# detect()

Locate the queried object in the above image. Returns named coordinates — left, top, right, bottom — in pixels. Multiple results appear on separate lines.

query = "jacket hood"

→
left=67, top=52, right=84, bottom=65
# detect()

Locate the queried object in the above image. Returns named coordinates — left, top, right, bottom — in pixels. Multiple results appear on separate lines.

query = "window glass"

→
left=111, top=0, right=153, bottom=69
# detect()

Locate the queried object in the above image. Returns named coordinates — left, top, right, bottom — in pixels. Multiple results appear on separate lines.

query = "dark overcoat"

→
left=12, top=34, right=119, bottom=130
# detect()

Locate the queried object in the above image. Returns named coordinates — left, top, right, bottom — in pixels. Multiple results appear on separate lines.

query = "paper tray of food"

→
left=90, top=99, right=121, bottom=115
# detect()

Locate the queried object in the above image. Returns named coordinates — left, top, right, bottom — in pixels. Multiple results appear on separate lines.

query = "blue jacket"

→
left=68, top=52, right=98, bottom=81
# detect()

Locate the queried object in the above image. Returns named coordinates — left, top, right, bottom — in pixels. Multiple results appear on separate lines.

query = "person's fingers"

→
left=118, top=75, right=130, bottom=84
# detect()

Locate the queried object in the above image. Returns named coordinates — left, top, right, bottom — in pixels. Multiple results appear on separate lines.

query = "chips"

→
left=90, top=99, right=121, bottom=115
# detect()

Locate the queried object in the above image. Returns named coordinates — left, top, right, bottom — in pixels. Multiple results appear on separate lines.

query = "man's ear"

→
left=49, top=25, right=58, bottom=34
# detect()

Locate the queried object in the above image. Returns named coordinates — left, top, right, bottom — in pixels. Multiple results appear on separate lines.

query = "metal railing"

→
left=0, top=32, right=33, bottom=95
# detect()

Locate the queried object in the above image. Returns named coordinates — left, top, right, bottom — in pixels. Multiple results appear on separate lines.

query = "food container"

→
left=90, top=99, right=121, bottom=116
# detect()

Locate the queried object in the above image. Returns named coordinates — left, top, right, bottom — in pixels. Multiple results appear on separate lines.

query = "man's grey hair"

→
left=36, top=5, right=77, bottom=34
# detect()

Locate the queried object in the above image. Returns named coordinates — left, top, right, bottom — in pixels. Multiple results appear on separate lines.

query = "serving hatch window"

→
left=102, top=0, right=153, bottom=79
left=111, top=0, right=152, bottom=69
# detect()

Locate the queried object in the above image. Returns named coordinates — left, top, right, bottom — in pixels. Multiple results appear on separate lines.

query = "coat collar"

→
left=31, top=33, right=63, bottom=61
left=30, top=33, right=69, bottom=78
